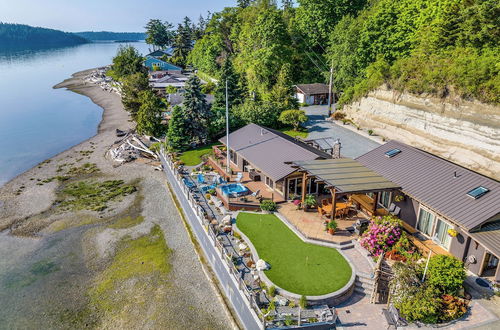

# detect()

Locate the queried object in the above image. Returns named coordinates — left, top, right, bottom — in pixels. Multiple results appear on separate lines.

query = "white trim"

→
left=416, top=204, right=453, bottom=251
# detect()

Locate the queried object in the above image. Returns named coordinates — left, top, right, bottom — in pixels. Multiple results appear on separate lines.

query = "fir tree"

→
left=167, top=105, right=189, bottom=151
left=183, top=76, right=211, bottom=145
left=172, top=17, right=194, bottom=67
left=213, top=59, right=243, bottom=108
left=136, top=90, right=164, bottom=137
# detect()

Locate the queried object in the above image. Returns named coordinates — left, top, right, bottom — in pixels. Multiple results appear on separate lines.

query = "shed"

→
left=295, top=83, right=332, bottom=105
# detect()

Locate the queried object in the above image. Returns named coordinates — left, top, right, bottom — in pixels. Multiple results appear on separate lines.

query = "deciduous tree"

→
left=136, top=90, right=164, bottom=137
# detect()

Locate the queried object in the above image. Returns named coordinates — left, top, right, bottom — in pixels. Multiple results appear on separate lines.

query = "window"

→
left=385, top=148, right=401, bottom=158
left=229, top=150, right=237, bottom=164
left=417, top=207, right=435, bottom=236
left=467, top=186, right=489, bottom=199
left=378, top=191, right=391, bottom=208
left=434, top=218, right=452, bottom=248
left=266, top=177, right=274, bottom=189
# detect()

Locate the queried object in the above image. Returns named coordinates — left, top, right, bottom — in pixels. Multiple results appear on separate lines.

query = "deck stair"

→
left=354, top=272, right=375, bottom=295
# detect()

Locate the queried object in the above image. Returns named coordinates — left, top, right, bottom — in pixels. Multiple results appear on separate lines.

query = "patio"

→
left=279, top=202, right=365, bottom=244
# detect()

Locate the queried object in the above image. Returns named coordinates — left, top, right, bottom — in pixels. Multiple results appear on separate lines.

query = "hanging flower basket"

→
left=448, top=228, right=458, bottom=237
left=394, top=194, right=405, bottom=203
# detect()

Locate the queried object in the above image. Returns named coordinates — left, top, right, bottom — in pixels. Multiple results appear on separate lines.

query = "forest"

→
left=0, top=23, right=88, bottom=48
left=186, top=0, right=498, bottom=105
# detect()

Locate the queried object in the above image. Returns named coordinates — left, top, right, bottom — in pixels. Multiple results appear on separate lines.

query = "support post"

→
left=372, top=192, right=379, bottom=216
left=331, top=188, right=337, bottom=221
left=328, top=59, right=334, bottom=117
left=301, top=172, right=307, bottom=209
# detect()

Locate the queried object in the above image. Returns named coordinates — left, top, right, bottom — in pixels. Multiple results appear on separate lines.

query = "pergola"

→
left=289, top=158, right=401, bottom=220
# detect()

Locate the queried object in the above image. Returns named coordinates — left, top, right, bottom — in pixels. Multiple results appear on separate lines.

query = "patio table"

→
left=322, top=202, right=348, bottom=214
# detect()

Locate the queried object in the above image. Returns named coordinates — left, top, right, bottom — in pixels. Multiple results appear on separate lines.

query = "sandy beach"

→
left=0, top=69, right=232, bottom=329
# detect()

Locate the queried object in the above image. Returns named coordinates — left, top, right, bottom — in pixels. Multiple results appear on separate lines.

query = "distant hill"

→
left=0, top=23, right=88, bottom=49
left=74, top=31, right=146, bottom=41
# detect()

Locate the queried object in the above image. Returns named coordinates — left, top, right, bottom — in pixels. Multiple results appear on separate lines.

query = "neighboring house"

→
left=144, top=57, right=182, bottom=72
left=150, top=72, right=188, bottom=90
left=145, top=48, right=173, bottom=59
left=357, top=140, right=500, bottom=282
left=295, top=83, right=332, bottom=105
left=210, top=124, right=331, bottom=207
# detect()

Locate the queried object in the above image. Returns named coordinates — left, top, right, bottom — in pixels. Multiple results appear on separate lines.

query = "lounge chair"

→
left=388, top=203, right=396, bottom=213
left=251, top=189, right=260, bottom=197
left=391, top=206, right=401, bottom=217
left=197, top=173, right=206, bottom=184
left=183, top=178, right=196, bottom=190
left=235, top=172, right=243, bottom=183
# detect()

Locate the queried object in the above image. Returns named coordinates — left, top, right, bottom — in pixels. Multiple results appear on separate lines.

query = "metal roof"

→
left=470, top=221, right=500, bottom=258
left=295, top=83, right=330, bottom=95
left=289, top=158, right=400, bottom=193
left=356, top=140, right=500, bottom=231
left=219, top=124, right=330, bottom=181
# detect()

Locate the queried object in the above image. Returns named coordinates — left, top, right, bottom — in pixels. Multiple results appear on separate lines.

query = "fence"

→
left=160, top=149, right=338, bottom=329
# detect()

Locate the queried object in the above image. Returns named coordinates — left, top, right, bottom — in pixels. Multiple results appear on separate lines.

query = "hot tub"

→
left=220, top=183, right=249, bottom=197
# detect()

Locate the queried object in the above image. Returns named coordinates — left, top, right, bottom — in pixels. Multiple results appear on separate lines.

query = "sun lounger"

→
left=197, top=173, right=206, bottom=184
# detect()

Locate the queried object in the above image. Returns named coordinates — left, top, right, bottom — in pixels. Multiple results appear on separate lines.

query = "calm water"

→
left=0, top=42, right=150, bottom=186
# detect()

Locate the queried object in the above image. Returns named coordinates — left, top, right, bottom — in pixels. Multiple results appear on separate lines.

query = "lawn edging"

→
left=233, top=211, right=356, bottom=306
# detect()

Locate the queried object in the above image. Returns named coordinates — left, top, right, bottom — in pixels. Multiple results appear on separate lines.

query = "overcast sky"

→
left=0, top=0, right=235, bottom=32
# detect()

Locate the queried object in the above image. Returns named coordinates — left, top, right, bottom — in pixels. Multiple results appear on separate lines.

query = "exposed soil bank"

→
left=0, top=70, right=232, bottom=329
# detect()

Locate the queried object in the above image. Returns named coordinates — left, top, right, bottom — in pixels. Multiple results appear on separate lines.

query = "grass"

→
left=179, top=143, right=217, bottom=166
left=278, top=127, right=308, bottom=139
left=89, top=224, right=171, bottom=312
left=237, top=212, right=352, bottom=296
left=58, top=179, right=136, bottom=212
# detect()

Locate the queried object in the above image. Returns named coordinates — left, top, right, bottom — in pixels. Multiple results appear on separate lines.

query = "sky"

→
left=0, top=0, right=235, bottom=32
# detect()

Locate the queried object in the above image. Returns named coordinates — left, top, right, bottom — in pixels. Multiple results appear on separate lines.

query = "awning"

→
left=288, top=158, right=400, bottom=194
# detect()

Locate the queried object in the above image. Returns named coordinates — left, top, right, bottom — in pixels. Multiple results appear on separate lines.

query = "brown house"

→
left=357, top=141, right=500, bottom=282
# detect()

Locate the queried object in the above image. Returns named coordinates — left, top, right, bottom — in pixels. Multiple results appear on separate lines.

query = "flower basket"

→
left=448, top=228, right=458, bottom=237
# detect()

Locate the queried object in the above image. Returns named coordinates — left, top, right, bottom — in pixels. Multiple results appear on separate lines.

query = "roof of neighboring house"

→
left=146, top=48, right=173, bottom=57
left=356, top=140, right=500, bottom=231
left=289, top=158, right=400, bottom=194
left=470, top=221, right=500, bottom=258
left=219, top=123, right=330, bottom=181
left=144, top=58, right=182, bottom=71
left=295, top=83, right=330, bottom=95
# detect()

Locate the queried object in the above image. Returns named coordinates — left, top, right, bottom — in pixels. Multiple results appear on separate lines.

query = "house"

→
left=150, top=72, right=188, bottom=90
left=208, top=123, right=331, bottom=209
left=145, top=48, right=173, bottom=59
left=295, top=83, right=332, bottom=105
left=143, top=57, right=182, bottom=72
left=357, top=140, right=500, bottom=282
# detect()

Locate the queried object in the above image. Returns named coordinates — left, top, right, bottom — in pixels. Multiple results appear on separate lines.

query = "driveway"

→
left=303, top=105, right=380, bottom=159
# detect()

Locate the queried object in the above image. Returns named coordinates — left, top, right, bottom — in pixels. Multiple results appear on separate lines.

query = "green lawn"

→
left=278, top=127, right=308, bottom=139
left=179, top=143, right=216, bottom=166
left=237, top=212, right=352, bottom=296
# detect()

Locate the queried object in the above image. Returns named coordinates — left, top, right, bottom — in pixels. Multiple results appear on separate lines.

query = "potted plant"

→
left=327, top=220, right=337, bottom=235
left=303, top=194, right=317, bottom=211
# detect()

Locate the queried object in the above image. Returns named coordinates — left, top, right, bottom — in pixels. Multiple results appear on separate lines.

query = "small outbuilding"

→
left=295, top=83, right=332, bottom=105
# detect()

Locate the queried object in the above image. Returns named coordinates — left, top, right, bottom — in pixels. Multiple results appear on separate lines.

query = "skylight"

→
left=385, top=148, right=401, bottom=158
left=467, top=186, right=489, bottom=199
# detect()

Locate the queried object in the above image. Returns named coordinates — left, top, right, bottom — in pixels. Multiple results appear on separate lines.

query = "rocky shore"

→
left=0, top=69, right=232, bottom=329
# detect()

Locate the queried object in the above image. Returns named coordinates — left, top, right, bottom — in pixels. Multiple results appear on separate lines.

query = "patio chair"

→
left=390, top=206, right=401, bottom=217
left=321, top=199, right=329, bottom=207
left=251, top=189, right=260, bottom=197
left=318, top=206, right=325, bottom=217
left=197, top=173, right=206, bottom=184
left=388, top=203, right=396, bottom=213
left=235, top=172, right=243, bottom=183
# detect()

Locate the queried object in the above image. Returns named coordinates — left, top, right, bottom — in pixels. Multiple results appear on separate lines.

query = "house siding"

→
left=449, top=228, right=471, bottom=261
left=465, top=240, right=486, bottom=275
left=396, top=195, right=419, bottom=227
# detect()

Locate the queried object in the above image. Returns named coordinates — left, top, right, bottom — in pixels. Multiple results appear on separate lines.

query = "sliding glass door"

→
left=434, top=218, right=452, bottom=248
left=417, top=208, right=435, bottom=236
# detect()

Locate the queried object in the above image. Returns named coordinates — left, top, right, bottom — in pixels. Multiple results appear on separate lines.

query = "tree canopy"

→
left=145, top=19, right=174, bottom=50
left=109, top=45, right=146, bottom=80
left=136, top=90, right=164, bottom=137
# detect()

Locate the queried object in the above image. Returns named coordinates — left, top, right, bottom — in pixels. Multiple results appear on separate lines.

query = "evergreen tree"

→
left=136, top=90, right=164, bottom=137
left=145, top=19, right=174, bottom=50
left=267, top=63, right=298, bottom=110
left=172, top=17, right=194, bottom=67
left=213, top=59, right=243, bottom=108
left=238, top=0, right=254, bottom=8
left=182, top=76, right=211, bottom=145
left=167, top=105, right=190, bottom=151
left=121, top=72, right=150, bottom=119
left=109, top=45, right=146, bottom=80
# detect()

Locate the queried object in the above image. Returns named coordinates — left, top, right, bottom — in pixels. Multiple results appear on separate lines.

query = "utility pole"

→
left=328, top=59, right=334, bottom=117
left=225, top=79, right=230, bottom=174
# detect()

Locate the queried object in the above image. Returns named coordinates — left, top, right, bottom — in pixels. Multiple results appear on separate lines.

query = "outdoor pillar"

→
left=372, top=192, right=379, bottom=216
left=301, top=172, right=307, bottom=209
left=331, top=188, right=337, bottom=221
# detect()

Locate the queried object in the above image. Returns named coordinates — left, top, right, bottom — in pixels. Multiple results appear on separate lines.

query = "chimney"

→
left=453, top=171, right=458, bottom=178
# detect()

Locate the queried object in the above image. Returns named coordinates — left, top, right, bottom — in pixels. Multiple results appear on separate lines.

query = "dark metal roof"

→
left=356, top=140, right=500, bottom=231
left=470, top=221, right=500, bottom=258
left=295, top=83, right=330, bottom=95
left=219, top=124, right=330, bottom=181
left=289, top=158, right=400, bottom=194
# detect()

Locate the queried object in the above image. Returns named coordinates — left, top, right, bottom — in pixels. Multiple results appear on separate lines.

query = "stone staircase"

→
left=354, top=272, right=375, bottom=295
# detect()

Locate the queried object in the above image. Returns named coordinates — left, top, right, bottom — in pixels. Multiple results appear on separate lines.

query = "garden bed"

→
left=236, top=212, right=352, bottom=297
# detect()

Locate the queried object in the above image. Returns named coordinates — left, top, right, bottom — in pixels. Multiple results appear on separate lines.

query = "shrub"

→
left=304, top=194, right=317, bottom=208
left=268, top=285, right=276, bottom=297
left=260, top=200, right=277, bottom=212
left=441, top=294, right=467, bottom=321
left=360, top=215, right=402, bottom=256
left=333, top=111, right=346, bottom=120
left=278, top=109, right=308, bottom=131
left=426, top=255, right=465, bottom=295
left=396, top=286, right=443, bottom=324
left=368, top=129, right=374, bottom=135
